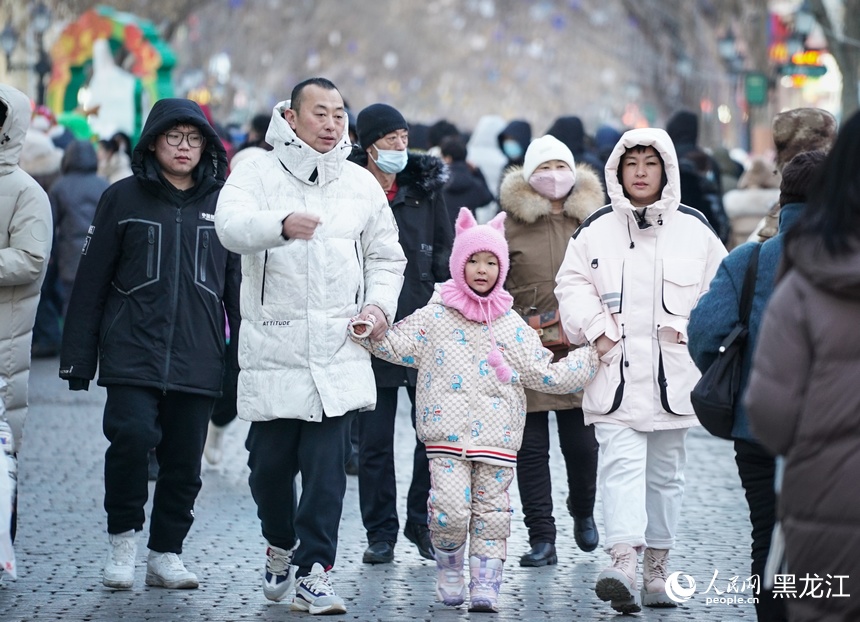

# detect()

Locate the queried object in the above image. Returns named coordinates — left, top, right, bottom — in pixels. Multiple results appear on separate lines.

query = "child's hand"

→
left=348, top=315, right=376, bottom=339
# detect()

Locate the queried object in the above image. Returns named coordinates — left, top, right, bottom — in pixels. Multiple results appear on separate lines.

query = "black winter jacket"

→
left=442, top=160, right=494, bottom=226
left=59, top=98, right=240, bottom=396
left=348, top=148, right=453, bottom=386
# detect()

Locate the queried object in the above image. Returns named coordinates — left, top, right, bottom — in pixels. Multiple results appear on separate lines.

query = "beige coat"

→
left=500, top=163, right=604, bottom=412
left=0, top=85, right=53, bottom=452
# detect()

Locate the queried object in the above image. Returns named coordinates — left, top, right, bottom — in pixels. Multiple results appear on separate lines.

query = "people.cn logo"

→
left=665, top=571, right=697, bottom=603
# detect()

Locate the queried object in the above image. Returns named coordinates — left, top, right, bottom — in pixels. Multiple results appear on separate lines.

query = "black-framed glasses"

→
left=163, top=131, right=204, bottom=148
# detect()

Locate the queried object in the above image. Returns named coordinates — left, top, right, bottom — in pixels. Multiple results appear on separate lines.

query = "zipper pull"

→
left=591, top=258, right=598, bottom=269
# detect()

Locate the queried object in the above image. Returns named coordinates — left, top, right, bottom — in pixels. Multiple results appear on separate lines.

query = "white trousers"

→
left=594, top=423, right=688, bottom=551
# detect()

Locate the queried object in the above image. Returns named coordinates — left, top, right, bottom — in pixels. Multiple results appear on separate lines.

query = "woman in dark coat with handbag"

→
left=499, top=135, right=604, bottom=566
left=745, top=112, right=860, bottom=622
left=689, top=149, right=828, bottom=622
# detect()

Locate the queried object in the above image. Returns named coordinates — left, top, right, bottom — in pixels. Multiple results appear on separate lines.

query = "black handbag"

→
left=690, top=244, right=761, bottom=439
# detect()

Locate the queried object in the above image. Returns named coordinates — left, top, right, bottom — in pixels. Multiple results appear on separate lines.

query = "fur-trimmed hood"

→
left=499, top=162, right=604, bottom=225
left=348, top=147, right=448, bottom=194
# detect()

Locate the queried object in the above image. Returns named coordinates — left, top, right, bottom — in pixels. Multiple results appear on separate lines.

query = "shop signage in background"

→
left=744, top=72, right=769, bottom=106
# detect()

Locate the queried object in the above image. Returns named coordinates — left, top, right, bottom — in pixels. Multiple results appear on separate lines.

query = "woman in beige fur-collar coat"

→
left=499, top=135, right=604, bottom=567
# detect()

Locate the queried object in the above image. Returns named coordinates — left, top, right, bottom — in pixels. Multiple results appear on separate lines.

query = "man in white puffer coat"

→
left=215, top=78, right=405, bottom=615
left=555, top=127, right=726, bottom=614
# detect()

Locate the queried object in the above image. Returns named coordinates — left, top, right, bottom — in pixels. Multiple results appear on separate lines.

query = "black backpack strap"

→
left=739, top=243, right=761, bottom=325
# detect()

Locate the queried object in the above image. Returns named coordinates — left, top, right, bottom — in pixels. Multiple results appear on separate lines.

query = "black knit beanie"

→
left=779, top=149, right=826, bottom=207
left=356, top=103, right=407, bottom=150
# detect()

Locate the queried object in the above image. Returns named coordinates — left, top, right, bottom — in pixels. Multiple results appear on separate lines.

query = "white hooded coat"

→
left=555, top=128, right=726, bottom=431
left=0, top=85, right=53, bottom=451
left=215, top=100, right=406, bottom=422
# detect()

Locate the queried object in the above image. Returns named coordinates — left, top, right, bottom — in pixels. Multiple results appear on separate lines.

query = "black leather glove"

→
left=67, top=378, right=90, bottom=391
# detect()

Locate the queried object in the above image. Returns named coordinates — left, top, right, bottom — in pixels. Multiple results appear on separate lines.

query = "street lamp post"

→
left=717, top=28, right=751, bottom=152
left=1, top=2, right=53, bottom=106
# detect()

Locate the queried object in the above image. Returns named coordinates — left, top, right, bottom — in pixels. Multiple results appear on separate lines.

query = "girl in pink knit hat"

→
left=349, top=207, right=597, bottom=612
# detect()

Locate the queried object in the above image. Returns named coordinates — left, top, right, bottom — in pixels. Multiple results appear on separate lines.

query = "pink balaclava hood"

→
left=440, top=207, right=514, bottom=382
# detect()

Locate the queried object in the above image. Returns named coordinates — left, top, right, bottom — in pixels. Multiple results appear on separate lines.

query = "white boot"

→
left=435, top=543, right=466, bottom=606
left=642, top=547, right=676, bottom=607
left=468, top=556, right=504, bottom=612
left=595, top=543, right=641, bottom=614
left=103, top=530, right=137, bottom=589
left=203, top=421, right=226, bottom=465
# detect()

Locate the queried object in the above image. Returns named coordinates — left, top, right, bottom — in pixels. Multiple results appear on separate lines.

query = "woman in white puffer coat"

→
left=555, top=127, right=726, bottom=614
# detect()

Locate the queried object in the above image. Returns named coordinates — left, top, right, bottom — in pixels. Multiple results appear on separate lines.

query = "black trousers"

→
left=246, top=412, right=353, bottom=577
left=734, top=439, right=788, bottom=622
left=31, top=261, right=62, bottom=352
left=103, top=385, right=213, bottom=553
left=358, top=386, right=429, bottom=543
left=516, top=408, right=598, bottom=545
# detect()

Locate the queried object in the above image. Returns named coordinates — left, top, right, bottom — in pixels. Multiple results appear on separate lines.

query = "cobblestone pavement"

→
left=1, top=357, right=758, bottom=621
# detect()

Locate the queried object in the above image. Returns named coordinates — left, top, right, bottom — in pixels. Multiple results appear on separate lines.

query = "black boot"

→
left=404, top=521, right=435, bottom=560
left=519, top=542, right=557, bottom=567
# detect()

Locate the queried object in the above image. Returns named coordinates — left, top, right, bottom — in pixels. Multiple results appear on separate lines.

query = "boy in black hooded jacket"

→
left=60, top=99, right=240, bottom=590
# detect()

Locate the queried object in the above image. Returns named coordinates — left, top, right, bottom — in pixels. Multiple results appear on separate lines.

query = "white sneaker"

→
left=291, top=563, right=347, bottom=615
left=145, top=551, right=199, bottom=589
left=203, top=422, right=226, bottom=465
left=103, top=530, right=137, bottom=589
left=263, top=541, right=299, bottom=602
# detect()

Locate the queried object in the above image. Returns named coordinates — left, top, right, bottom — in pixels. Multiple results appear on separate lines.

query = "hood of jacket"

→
left=785, top=235, right=860, bottom=301
left=61, top=139, right=99, bottom=174
left=545, top=115, right=587, bottom=155
left=348, top=148, right=448, bottom=194
left=0, top=84, right=31, bottom=175
left=666, top=110, right=698, bottom=148
left=496, top=119, right=532, bottom=153
left=604, top=127, right=682, bottom=224
left=468, top=115, right=507, bottom=151
left=19, top=130, right=63, bottom=178
left=500, top=162, right=604, bottom=225
left=595, top=124, right=623, bottom=154
left=132, top=98, right=228, bottom=191
left=265, top=99, right=351, bottom=187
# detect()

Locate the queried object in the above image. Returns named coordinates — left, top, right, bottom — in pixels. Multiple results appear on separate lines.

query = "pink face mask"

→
left=528, top=169, right=576, bottom=200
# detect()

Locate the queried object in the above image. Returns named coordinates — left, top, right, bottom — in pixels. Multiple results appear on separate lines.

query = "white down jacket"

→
left=215, top=101, right=406, bottom=422
left=0, top=84, right=53, bottom=451
left=555, top=128, right=727, bottom=431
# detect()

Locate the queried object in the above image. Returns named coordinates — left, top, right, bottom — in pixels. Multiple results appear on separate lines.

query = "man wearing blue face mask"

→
left=348, top=103, right=454, bottom=566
